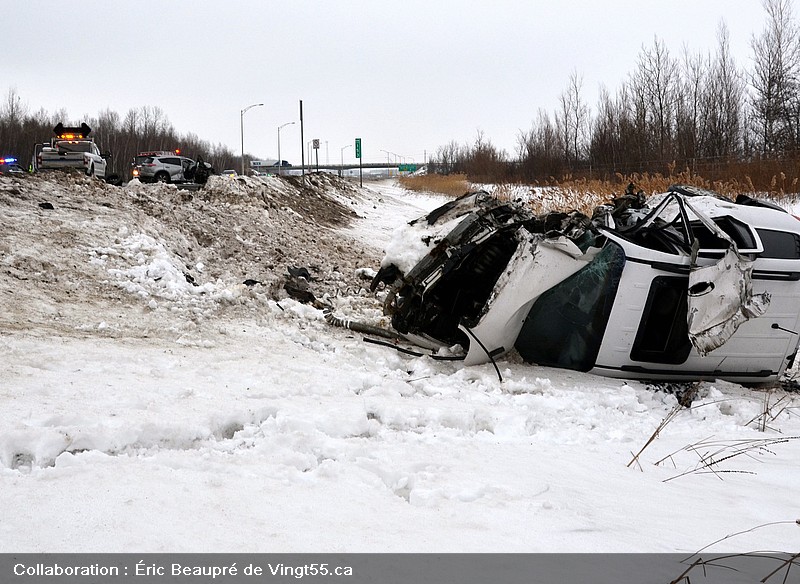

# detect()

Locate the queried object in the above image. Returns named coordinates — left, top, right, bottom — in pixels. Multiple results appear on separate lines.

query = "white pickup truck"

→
left=35, top=123, right=110, bottom=179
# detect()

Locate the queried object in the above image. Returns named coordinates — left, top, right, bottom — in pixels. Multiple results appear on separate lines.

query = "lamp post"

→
left=380, top=149, right=391, bottom=177
left=340, top=144, right=352, bottom=178
left=277, top=121, right=294, bottom=176
left=240, top=103, right=263, bottom=175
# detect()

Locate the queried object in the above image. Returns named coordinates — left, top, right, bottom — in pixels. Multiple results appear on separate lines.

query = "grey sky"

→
left=1, top=1, right=782, bottom=165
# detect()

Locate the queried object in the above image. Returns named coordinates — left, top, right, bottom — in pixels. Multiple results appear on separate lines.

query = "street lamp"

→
left=380, top=149, right=392, bottom=177
left=340, top=144, right=352, bottom=178
left=277, top=121, right=295, bottom=176
left=240, top=103, right=263, bottom=175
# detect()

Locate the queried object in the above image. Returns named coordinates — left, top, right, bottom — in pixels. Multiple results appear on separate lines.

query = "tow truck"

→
left=34, top=123, right=111, bottom=180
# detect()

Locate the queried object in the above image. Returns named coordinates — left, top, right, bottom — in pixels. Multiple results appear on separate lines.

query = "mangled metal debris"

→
left=370, top=185, right=800, bottom=383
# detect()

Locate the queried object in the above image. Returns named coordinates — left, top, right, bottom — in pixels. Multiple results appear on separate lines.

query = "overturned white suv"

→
left=371, top=185, right=800, bottom=384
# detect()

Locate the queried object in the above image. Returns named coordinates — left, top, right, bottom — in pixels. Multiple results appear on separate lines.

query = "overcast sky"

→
left=1, top=1, right=787, bottom=165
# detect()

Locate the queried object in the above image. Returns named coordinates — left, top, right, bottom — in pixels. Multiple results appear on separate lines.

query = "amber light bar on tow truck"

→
left=52, top=123, right=92, bottom=140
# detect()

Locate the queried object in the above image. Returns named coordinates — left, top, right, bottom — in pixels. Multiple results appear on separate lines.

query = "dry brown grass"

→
left=399, top=174, right=470, bottom=197
left=537, top=167, right=749, bottom=199
left=535, top=168, right=800, bottom=211
left=402, top=167, right=800, bottom=213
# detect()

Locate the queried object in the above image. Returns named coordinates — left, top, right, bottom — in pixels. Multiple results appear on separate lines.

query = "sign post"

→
left=355, top=138, right=362, bottom=187
left=299, top=100, right=305, bottom=184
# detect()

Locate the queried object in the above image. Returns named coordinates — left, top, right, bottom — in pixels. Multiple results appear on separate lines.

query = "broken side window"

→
left=688, top=216, right=757, bottom=255
left=614, top=194, right=694, bottom=255
left=514, top=242, right=626, bottom=371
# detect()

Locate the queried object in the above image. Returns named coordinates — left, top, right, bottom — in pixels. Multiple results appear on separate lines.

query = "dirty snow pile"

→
left=0, top=172, right=799, bottom=556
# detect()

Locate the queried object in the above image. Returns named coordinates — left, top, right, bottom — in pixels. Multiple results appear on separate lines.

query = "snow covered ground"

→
left=0, top=172, right=798, bottom=555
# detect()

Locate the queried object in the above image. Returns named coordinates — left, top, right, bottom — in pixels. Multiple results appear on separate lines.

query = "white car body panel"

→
left=375, top=188, right=800, bottom=383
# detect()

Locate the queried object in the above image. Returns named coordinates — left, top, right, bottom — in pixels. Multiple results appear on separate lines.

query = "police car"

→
left=0, top=157, right=25, bottom=175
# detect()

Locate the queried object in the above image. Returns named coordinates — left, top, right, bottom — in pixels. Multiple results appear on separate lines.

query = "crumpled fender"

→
left=687, top=247, right=770, bottom=356
left=684, top=198, right=771, bottom=356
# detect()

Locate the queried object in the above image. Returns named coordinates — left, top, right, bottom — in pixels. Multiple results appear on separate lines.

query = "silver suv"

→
left=132, top=153, right=196, bottom=183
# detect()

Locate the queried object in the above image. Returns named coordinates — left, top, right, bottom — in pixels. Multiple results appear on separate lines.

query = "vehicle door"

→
left=159, top=157, right=183, bottom=181
left=91, top=143, right=107, bottom=177
left=180, top=157, right=194, bottom=181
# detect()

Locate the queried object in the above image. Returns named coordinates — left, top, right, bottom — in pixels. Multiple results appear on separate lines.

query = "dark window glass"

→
left=515, top=242, right=626, bottom=372
left=688, top=216, right=756, bottom=251
left=630, top=276, right=692, bottom=364
left=159, top=157, right=180, bottom=166
left=756, top=229, right=800, bottom=259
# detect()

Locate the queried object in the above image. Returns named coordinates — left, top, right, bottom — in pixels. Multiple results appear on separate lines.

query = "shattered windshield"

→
left=514, top=242, right=626, bottom=371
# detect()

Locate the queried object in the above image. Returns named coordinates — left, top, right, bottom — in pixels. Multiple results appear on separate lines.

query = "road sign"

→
left=355, top=138, right=361, bottom=159
left=313, top=139, right=319, bottom=149
left=399, top=164, right=418, bottom=172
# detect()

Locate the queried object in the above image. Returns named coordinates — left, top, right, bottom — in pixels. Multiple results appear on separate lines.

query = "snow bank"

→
left=1, top=174, right=798, bottom=555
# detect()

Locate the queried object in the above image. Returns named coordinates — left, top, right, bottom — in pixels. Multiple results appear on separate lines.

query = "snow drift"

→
left=0, top=172, right=798, bottom=556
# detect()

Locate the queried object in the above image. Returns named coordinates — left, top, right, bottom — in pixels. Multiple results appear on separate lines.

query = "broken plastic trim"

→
left=362, top=337, right=466, bottom=361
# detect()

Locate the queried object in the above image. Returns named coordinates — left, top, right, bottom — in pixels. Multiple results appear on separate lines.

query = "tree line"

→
left=430, top=0, right=800, bottom=191
left=0, top=96, right=239, bottom=177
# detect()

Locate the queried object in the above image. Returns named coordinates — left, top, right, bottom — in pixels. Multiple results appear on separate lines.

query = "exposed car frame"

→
left=371, top=186, right=800, bottom=384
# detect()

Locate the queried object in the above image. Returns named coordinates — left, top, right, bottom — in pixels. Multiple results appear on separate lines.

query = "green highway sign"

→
left=355, top=138, right=362, bottom=159
left=399, top=164, right=418, bottom=172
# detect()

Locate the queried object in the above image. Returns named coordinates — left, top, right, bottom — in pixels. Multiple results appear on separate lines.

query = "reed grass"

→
left=400, top=168, right=800, bottom=212
left=398, top=173, right=470, bottom=197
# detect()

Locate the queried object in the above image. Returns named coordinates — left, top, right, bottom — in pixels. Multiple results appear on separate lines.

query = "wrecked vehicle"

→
left=371, top=186, right=800, bottom=383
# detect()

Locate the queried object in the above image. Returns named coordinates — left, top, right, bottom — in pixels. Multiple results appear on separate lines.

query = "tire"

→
left=105, top=174, right=122, bottom=186
left=155, top=171, right=170, bottom=183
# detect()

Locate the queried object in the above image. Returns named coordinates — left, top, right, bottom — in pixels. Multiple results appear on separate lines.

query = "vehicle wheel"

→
left=105, top=174, right=122, bottom=186
left=155, top=172, right=170, bottom=183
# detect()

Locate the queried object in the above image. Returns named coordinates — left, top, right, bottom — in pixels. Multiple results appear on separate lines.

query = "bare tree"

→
left=589, top=85, right=619, bottom=172
left=518, top=109, right=564, bottom=180
left=706, top=22, right=745, bottom=159
left=465, top=130, right=507, bottom=181
left=557, top=70, right=590, bottom=170
left=0, top=87, right=28, bottom=124
left=431, top=140, right=464, bottom=175
left=750, top=0, right=800, bottom=153
left=0, top=88, right=37, bottom=164
left=631, top=36, right=680, bottom=162
left=675, top=46, right=709, bottom=164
